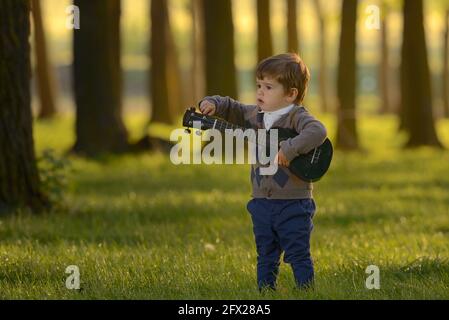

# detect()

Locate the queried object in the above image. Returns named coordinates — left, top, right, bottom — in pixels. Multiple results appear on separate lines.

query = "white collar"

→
left=263, top=104, right=296, bottom=116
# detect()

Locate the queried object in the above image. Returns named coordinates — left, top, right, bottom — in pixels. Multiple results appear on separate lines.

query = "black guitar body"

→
left=270, top=127, right=333, bottom=183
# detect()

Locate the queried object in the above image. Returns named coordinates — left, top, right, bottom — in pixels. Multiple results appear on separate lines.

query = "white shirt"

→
left=263, top=104, right=296, bottom=130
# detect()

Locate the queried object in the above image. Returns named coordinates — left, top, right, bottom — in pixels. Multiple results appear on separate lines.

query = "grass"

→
left=0, top=112, right=448, bottom=299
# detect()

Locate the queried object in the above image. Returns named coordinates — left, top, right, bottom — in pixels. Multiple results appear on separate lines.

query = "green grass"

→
left=0, top=113, right=448, bottom=299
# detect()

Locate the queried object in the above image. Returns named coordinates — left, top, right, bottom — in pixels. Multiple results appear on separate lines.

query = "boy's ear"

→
left=287, top=88, right=299, bottom=102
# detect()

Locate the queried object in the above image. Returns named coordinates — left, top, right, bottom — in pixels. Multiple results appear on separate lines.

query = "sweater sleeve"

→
left=199, top=95, right=256, bottom=127
left=279, top=110, right=328, bottom=162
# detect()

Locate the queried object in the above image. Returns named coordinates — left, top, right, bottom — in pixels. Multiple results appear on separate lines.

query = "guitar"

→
left=182, top=107, right=333, bottom=182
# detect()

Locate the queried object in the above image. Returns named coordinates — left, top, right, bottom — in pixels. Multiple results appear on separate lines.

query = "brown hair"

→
left=256, top=53, right=310, bottom=105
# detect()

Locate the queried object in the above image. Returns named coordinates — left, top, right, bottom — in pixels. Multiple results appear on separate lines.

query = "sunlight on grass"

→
left=1, top=112, right=448, bottom=299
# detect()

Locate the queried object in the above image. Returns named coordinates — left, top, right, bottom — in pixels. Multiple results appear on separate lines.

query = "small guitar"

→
left=182, top=108, right=333, bottom=182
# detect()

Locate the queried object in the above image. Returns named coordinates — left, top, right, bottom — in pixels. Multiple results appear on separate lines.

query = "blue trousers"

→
left=246, top=198, right=316, bottom=290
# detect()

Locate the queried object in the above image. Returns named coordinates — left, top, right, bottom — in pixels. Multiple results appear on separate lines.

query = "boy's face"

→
left=256, top=77, right=298, bottom=112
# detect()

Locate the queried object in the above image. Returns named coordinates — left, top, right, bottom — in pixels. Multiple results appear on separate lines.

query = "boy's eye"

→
left=266, top=86, right=272, bottom=90
left=257, top=84, right=261, bottom=89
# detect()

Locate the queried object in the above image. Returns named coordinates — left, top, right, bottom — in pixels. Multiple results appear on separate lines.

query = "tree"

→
left=400, top=0, right=441, bottom=147
left=257, top=0, right=273, bottom=61
left=191, top=0, right=205, bottom=105
left=312, top=0, right=329, bottom=113
left=150, top=0, right=183, bottom=124
left=287, top=0, right=299, bottom=53
left=378, top=1, right=391, bottom=115
left=202, top=0, right=238, bottom=98
left=72, top=0, right=130, bottom=156
left=443, top=9, right=449, bottom=118
left=335, top=0, right=359, bottom=150
left=31, top=0, right=57, bottom=119
left=0, top=0, right=49, bottom=213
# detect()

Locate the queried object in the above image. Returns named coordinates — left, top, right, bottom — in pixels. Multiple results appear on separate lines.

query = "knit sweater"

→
left=202, top=95, right=328, bottom=199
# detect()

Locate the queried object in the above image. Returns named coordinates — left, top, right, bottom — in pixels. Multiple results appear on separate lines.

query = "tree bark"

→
left=379, top=1, right=391, bottom=115
left=400, top=0, right=441, bottom=147
left=287, top=0, right=299, bottom=53
left=72, top=0, right=130, bottom=156
left=191, top=0, right=205, bottom=105
left=257, top=0, right=273, bottom=61
left=202, top=0, right=238, bottom=98
left=150, top=0, right=183, bottom=124
left=312, top=0, right=329, bottom=113
left=31, top=0, right=57, bottom=119
left=0, top=0, right=49, bottom=213
left=443, top=10, right=449, bottom=119
left=336, top=0, right=359, bottom=150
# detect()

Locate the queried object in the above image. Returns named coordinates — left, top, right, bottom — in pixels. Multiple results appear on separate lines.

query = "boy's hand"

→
left=275, top=149, right=290, bottom=167
left=199, top=100, right=216, bottom=116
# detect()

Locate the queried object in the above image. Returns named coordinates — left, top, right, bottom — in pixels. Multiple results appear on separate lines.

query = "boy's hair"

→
left=256, top=53, right=310, bottom=105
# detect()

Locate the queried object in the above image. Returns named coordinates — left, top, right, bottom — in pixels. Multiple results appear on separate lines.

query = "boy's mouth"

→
left=257, top=99, right=264, bottom=105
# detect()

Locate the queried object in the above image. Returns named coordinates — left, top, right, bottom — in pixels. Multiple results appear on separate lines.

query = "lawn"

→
left=0, top=113, right=448, bottom=299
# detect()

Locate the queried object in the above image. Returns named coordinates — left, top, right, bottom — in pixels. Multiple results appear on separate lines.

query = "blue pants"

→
left=246, top=198, right=316, bottom=290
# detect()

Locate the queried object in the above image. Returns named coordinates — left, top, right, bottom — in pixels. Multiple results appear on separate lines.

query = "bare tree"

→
left=287, top=0, right=299, bottom=53
left=150, top=0, right=183, bottom=124
left=400, top=0, right=441, bottom=147
left=336, top=0, right=359, bottom=150
left=72, top=0, right=130, bottom=156
left=312, top=0, right=329, bottom=113
left=31, top=0, right=57, bottom=119
left=257, top=0, right=273, bottom=61
left=379, top=1, right=391, bottom=115
left=202, top=0, right=238, bottom=98
left=0, top=0, right=49, bottom=213
left=191, top=0, right=205, bottom=105
left=443, top=9, right=449, bottom=118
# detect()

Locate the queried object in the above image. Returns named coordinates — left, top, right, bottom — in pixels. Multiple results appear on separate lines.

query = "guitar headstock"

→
left=182, top=107, right=217, bottom=131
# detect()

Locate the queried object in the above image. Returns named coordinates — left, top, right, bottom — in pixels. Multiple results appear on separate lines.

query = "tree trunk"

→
left=336, top=0, right=359, bottom=150
left=150, top=0, right=183, bottom=124
left=287, top=0, right=299, bottom=53
left=0, top=0, right=49, bottom=213
left=379, top=1, right=391, bottom=115
left=400, top=0, right=441, bottom=147
left=191, top=0, right=205, bottom=106
left=202, top=0, right=238, bottom=98
left=257, top=0, right=273, bottom=61
left=72, top=0, right=129, bottom=156
left=31, top=0, right=57, bottom=119
left=443, top=10, right=449, bottom=119
left=312, top=0, right=329, bottom=113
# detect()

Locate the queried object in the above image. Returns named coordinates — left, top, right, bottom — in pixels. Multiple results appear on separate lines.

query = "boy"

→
left=199, top=53, right=327, bottom=291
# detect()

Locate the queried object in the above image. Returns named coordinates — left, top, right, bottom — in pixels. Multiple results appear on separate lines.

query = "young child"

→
left=199, top=53, right=327, bottom=291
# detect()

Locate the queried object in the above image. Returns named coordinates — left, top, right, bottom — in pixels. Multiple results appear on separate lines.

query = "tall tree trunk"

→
left=31, top=0, right=57, bottom=119
left=150, top=0, right=183, bottom=124
left=443, top=10, right=449, bottom=119
left=72, top=0, right=129, bottom=156
left=379, top=1, right=391, bottom=115
left=257, top=0, right=273, bottom=61
left=287, top=0, right=299, bottom=53
left=0, top=0, right=49, bottom=213
left=312, top=0, right=329, bottom=113
left=400, top=0, right=441, bottom=147
left=191, top=0, right=205, bottom=106
left=203, top=0, right=238, bottom=98
left=336, top=0, right=359, bottom=150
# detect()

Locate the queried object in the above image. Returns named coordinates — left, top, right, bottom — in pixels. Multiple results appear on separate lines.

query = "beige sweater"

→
left=203, top=95, right=328, bottom=199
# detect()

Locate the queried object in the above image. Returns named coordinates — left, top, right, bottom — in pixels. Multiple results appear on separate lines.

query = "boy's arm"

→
left=200, top=95, right=255, bottom=127
left=279, top=110, right=328, bottom=162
